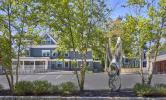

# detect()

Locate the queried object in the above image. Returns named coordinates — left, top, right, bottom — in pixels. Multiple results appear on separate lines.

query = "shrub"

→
left=155, top=84, right=166, bottom=95
left=133, top=83, right=154, bottom=96
left=155, top=84, right=166, bottom=88
left=48, top=85, right=60, bottom=94
left=33, top=80, right=51, bottom=95
left=14, top=81, right=33, bottom=95
left=0, top=84, right=3, bottom=91
left=58, top=82, right=77, bottom=95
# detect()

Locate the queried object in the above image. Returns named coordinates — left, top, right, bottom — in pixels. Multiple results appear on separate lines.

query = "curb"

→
left=0, top=96, right=166, bottom=100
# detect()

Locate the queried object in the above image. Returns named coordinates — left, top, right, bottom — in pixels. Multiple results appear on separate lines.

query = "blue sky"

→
left=105, top=0, right=134, bottom=19
left=105, top=0, right=166, bottom=44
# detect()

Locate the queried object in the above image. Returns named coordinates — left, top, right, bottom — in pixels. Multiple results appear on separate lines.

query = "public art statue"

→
left=107, top=37, right=122, bottom=91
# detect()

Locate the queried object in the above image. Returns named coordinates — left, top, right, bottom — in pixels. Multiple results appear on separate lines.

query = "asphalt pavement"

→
left=0, top=71, right=166, bottom=90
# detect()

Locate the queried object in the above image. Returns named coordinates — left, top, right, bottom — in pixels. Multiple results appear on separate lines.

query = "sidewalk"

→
left=0, top=96, right=165, bottom=100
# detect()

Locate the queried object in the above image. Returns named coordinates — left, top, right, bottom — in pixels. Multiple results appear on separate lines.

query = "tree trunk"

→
left=146, top=51, right=151, bottom=74
left=16, top=46, right=20, bottom=84
left=3, top=69, right=12, bottom=92
left=80, top=51, right=87, bottom=91
left=147, top=42, right=159, bottom=85
left=7, top=0, right=14, bottom=93
left=104, top=52, right=108, bottom=71
left=73, top=49, right=81, bottom=90
left=139, top=47, right=145, bottom=84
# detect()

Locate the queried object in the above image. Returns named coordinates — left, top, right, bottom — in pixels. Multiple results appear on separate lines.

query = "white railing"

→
left=12, top=65, right=47, bottom=74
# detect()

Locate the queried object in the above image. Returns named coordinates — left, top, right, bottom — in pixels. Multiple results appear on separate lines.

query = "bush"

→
left=14, top=81, right=33, bottom=95
left=0, top=84, right=3, bottom=91
left=58, top=82, right=77, bottom=95
left=48, top=85, right=60, bottom=94
left=155, top=84, right=166, bottom=88
left=133, top=83, right=154, bottom=96
left=133, top=83, right=166, bottom=97
left=155, top=84, right=166, bottom=95
left=33, top=80, right=51, bottom=95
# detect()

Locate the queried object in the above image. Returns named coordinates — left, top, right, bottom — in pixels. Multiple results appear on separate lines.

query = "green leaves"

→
left=148, top=6, right=155, bottom=17
left=128, top=0, right=145, bottom=6
left=0, top=0, right=42, bottom=69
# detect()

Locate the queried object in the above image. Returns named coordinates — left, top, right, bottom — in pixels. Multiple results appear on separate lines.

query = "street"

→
left=0, top=71, right=166, bottom=90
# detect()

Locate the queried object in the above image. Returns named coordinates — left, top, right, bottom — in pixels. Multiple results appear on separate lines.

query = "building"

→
left=122, top=57, right=140, bottom=68
left=151, top=52, right=166, bottom=74
left=12, top=33, right=101, bottom=73
left=121, top=51, right=166, bottom=74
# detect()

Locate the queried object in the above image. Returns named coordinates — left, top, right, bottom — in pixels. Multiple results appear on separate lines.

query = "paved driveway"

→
left=0, top=71, right=166, bottom=90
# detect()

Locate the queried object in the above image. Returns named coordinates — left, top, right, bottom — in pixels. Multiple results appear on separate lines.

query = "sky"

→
left=105, top=0, right=147, bottom=19
left=105, top=0, right=130, bottom=19
left=105, top=0, right=166, bottom=44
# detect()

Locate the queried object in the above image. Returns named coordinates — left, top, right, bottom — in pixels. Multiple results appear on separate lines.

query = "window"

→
left=86, top=62, right=90, bottom=66
left=143, top=61, right=147, bottom=67
left=46, top=37, right=51, bottom=44
left=52, top=52, right=56, bottom=56
left=41, top=37, right=52, bottom=45
left=42, top=50, right=50, bottom=57
left=25, top=50, right=30, bottom=56
left=56, top=62, right=63, bottom=68
left=64, top=52, right=69, bottom=57
left=125, top=58, right=128, bottom=63
left=65, top=62, right=69, bottom=68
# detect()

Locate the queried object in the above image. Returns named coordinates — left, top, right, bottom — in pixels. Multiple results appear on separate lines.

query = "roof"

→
left=151, top=53, right=166, bottom=62
left=43, top=33, right=57, bottom=43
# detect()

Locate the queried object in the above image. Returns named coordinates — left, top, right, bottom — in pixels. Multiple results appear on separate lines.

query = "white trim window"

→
left=86, top=62, right=90, bottom=67
left=42, top=50, right=50, bottom=57
left=64, top=52, right=69, bottom=57
left=65, top=61, right=69, bottom=68
left=56, top=61, right=63, bottom=68
left=42, top=38, right=51, bottom=45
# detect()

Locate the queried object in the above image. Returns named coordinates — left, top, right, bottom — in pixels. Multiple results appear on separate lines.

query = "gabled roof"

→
left=43, top=33, right=56, bottom=44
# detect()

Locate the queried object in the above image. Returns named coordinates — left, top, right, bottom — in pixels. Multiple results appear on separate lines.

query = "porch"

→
left=12, top=57, right=49, bottom=73
left=49, top=59, right=95, bottom=71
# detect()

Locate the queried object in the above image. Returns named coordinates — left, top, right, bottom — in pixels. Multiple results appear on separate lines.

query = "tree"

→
left=146, top=0, right=166, bottom=84
left=12, top=0, right=41, bottom=84
left=125, top=0, right=166, bottom=84
left=0, top=0, right=15, bottom=93
left=33, top=0, right=110, bottom=91
left=0, top=0, right=40, bottom=93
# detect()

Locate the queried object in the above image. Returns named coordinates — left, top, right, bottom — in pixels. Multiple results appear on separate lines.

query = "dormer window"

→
left=41, top=37, right=52, bottom=45
left=42, top=50, right=50, bottom=57
left=40, top=34, right=56, bottom=45
left=46, top=37, right=51, bottom=44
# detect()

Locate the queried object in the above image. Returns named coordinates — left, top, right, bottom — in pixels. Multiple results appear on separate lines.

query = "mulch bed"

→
left=0, top=89, right=165, bottom=97
left=74, top=89, right=137, bottom=97
left=0, top=89, right=137, bottom=97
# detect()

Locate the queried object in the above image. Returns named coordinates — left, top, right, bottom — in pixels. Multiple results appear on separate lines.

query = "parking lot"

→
left=0, top=71, right=166, bottom=90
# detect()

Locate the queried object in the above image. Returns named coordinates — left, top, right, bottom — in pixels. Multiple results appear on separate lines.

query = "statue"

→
left=107, top=37, right=122, bottom=91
